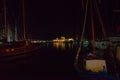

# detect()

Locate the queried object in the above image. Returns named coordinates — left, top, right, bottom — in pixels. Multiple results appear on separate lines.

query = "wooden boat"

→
left=0, top=0, right=40, bottom=58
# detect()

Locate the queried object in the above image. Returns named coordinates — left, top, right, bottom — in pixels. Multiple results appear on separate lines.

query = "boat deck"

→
left=0, top=43, right=40, bottom=58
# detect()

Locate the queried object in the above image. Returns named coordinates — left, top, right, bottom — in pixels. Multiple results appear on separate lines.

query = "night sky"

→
left=0, top=0, right=120, bottom=40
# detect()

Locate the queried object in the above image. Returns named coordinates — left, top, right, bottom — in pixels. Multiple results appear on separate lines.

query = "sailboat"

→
left=0, top=0, right=39, bottom=57
left=74, top=0, right=118, bottom=80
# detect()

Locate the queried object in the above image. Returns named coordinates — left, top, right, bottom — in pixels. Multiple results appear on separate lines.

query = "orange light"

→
left=6, top=49, right=10, bottom=52
left=11, top=49, right=15, bottom=51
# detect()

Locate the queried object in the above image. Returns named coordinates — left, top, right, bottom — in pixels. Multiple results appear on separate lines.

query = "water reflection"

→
left=53, top=42, right=75, bottom=49
left=38, top=41, right=79, bottom=50
left=53, top=42, right=65, bottom=49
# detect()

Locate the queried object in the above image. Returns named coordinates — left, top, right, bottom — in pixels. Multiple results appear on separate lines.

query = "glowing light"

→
left=53, top=36, right=74, bottom=43
left=11, top=48, right=15, bottom=51
left=53, top=42, right=60, bottom=49
left=53, top=41, right=65, bottom=49
left=6, top=49, right=10, bottom=52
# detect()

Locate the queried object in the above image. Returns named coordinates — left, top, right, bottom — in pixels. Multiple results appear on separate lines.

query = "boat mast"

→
left=74, top=0, right=89, bottom=66
left=22, top=0, right=26, bottom=41
left=3, top=0, right=7, bottom=42
left=94, top=0, right=107, bottom=40
left=90, top=0, right=96, bottom=56
left=15, top=24, right=18, bottom=41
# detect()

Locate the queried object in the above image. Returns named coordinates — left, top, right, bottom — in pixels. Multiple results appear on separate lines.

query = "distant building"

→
left=53, top=36, right=74, bottom=42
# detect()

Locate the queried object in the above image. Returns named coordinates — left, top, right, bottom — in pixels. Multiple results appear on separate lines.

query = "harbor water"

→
left=0, top=42, right=80, bottom=80
left=0, top=42, right=119, bottom=80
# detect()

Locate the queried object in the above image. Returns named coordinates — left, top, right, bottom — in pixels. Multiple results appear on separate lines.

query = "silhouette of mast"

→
left=3, top=0, right=7, bottom=42
left=90, top=0, right=96, bottom=56
left=22, top=0, right=26, bottom=40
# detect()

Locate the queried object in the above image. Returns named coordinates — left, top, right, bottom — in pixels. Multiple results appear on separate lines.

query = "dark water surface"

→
left=0, top=42, right=81, bottom=80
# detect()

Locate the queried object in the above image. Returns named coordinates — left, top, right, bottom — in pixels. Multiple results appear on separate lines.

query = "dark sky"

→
left=24, top=0, right=83, bottom=39
left=0, top=0, right=120, bottom=40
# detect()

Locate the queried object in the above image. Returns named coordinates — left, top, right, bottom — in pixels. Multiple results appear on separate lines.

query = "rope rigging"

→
left=94, top=0, right=107, bottom=40
left=74, top=0, right=88, bottom=71
left=74, top=0, right=119, bottom=79
left=74, top=0, right=108, bottom=65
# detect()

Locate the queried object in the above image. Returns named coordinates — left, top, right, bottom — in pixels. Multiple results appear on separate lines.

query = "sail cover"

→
left=86, top=60, right=107, bottom=72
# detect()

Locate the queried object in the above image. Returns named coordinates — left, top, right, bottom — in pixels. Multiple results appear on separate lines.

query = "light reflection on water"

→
left=53, top=42, right=79, bottom=50
left=39, top=42, right=79, bottom=50
left=53, top=42, right=69, bottom=49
